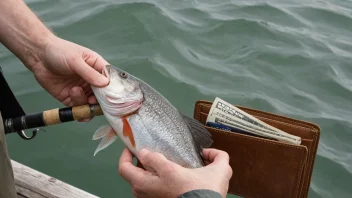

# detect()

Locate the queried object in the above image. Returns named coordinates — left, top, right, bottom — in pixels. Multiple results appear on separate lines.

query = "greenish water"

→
left=1, top=0, right=352, bottom=197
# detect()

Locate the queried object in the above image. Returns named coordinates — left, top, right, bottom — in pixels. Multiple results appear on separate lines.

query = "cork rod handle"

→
left=43, top=104, right=103, bottom=125
left=4, top=104, right=104, bottom=134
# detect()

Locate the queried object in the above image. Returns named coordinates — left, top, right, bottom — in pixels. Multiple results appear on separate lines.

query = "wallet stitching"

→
left=195, top=102, right=310, bottom=198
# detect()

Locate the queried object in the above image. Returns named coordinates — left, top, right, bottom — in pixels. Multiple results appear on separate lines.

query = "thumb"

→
left=138, top=149, right=178, bottom=175
left=202, top=149, right=233, bottom=179
left=202, top=149, right=231, bottom=170
left=70, top=57, right=109, bottom=87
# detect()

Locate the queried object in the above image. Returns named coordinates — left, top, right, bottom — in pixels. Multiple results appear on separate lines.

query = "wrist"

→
left=0, top=0, right=56, bottom=71
left=22, top=31, right=56, bottom=72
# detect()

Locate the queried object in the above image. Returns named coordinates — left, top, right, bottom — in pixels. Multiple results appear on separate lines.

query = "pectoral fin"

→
left=122, top=116, right=136, bottom=148
left=93, top=126, right=118, bottom=156
left=92, top=125, right=113, bottom=140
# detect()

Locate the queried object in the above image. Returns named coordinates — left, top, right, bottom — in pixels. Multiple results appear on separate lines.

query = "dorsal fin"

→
left=181, top=112, right=213, bottom=156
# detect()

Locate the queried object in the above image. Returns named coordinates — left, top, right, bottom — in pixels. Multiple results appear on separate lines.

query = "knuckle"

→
left=225, top=164, right=233, bottom=178
left=227, top=164, right=233, bottom=173
left=219, top=151, right=230, bottom=161
left=139, top=152, right=151, bottom=166
left=223, top=152, right=230, bottom=160
left=153, top=153, right=164, bottom=161
left=117, top=163, right=131, bottom=178
left=162, top=163, right=175, bottom=174
left=117, top=163, right=126, bottom=176
left=141, top=152, right=157, bottom=166
left=68, top=55, right=80, bottom=63
left=219, top=149, right=229, bottom=156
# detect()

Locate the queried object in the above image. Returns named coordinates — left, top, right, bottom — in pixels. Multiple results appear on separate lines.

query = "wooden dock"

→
left=11, top=160, right=99, bottom=198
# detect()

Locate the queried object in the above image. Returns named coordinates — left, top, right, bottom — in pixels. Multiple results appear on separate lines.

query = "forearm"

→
left=0, top=0, right=54, bottom=70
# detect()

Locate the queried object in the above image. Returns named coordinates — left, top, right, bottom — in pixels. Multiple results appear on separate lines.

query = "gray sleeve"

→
left=178, top=189, right=223, bottom=198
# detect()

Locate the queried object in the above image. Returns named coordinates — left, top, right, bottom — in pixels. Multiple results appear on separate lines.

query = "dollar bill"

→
left=206, top=97, right=301, bottom=145
left=208, top=115, right=299, bottom=144
left=206, top=121, right=277, bottom=141
left=209, top=97, right=281, bottom=132
left=207, top=108, right=300, bottom=142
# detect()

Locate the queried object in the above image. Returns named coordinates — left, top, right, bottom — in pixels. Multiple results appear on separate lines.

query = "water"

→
left=1, top=0, right=352, bottom=197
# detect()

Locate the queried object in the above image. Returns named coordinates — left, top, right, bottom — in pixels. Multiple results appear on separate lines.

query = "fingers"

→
left=118, top=148, right=147, bottom=185
left=119, top=148, right=134, bottom=165
left=69, top=87, right=88, bottom=106
left=138, top=149, right=177, bottom=175
left=202, top=148, right=233, bottom=178
left=202, top=148, right=230, bottom=167
left=88, top=95, right=98, bottom=104
left=85, top=51, right=109, bottom=74
left=70, top=57, right=109, bottom=87
left=73, top=80, right=98, bottom=105
left=61, top=97, right=71, bottom=106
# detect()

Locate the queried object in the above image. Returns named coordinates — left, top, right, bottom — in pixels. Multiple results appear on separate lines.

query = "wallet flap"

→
left=194, top=100, right=320, bottom=198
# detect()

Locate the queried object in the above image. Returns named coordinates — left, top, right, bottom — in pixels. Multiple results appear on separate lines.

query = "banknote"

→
left=207, top=115, right=299, bottom=144
left=205, top=121, right=276, bottom=140
left=206, top=97, right=301, bottom=145
left=209, top=97, right=281, bottom=132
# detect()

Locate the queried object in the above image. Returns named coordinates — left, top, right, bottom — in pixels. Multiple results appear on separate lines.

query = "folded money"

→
left=206, top=122, right=276, bottom=141
left=206, top=97, right=302, bottom=145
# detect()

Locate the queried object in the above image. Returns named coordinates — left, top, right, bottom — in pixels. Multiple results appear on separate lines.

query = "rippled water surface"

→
left=1, top=0, right=352, bottom=197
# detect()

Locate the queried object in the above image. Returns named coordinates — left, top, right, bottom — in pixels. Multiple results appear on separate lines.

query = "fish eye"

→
left=119, top=72, right=128, bottom=78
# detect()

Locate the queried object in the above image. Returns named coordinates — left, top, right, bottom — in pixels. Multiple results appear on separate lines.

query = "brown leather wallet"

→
left=193, top=100, right=320, bottom=198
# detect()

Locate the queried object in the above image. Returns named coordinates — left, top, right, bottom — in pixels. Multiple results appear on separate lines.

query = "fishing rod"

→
left=4, top=104, right=104, bottom=140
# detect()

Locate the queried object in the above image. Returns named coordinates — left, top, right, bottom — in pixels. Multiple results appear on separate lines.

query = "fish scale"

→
left=91, top=65, right=212, bottom=168
left=130, top=83, right=203, bottom=168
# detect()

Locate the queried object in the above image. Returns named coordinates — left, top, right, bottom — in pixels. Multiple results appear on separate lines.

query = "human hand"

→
left=30, top=36, right=109, bottom=107
left=118, top=148, right=233, bottom=198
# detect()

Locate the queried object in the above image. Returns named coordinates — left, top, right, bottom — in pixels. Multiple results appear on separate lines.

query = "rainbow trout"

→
left=91, top=65, right=213, bottom=168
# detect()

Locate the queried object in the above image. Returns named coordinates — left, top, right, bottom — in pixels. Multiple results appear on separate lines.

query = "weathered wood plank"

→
left=16, top=184, right=46, bottom=198
left=11, top=160, right=100, bottom=198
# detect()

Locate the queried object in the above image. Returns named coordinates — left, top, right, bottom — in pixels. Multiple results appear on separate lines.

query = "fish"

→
left=90, top=65, right=213, bottom=168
